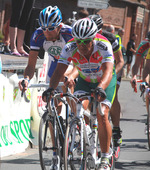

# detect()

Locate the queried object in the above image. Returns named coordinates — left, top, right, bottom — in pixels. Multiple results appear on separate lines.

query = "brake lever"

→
left=21, top=80, right=25, bottom=97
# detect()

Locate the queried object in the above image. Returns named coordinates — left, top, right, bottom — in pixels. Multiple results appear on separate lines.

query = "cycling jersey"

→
left=59, top=33, right=114, bottom=83
left=30, top=23, right=72, bottom=78
left=115, top=34, right=122, bottom=47
left=102, top=31, right=122, bottom=84
left=102, top=30, right=121, bottom=53
left=136, top=38, right=150, bottom=58
left=146, top=48, right=150, bottom=59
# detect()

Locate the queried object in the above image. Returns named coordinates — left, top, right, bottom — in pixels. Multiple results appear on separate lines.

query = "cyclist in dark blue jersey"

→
left=19, top=6, right=73, bottom=169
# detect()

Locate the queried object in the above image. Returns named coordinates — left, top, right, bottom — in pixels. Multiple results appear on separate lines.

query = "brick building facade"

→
left=0, top=0, right=149, bottom=49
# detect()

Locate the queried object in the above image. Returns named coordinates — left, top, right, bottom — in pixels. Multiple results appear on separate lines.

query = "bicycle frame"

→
left=77, top=97, right=103, bottom=167
left=64, top=92, right=101, bottom=167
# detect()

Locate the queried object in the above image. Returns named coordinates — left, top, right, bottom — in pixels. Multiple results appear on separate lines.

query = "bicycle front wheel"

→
left=39, top=113, right=53, bottom=170
left=64, top=117, right=86, bottom=170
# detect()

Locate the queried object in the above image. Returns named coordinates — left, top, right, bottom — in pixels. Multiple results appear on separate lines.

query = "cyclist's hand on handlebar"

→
left=139, top=82, right=148, bottom=97
left=18, top=78, right=29, bottom=92
left=130, top=78, right=137, bottom=92
left=42, top=88, right=54, bottom=102
left=94, top=87, right=106, bottom=102
left=64, top=76, right=75, bottom=88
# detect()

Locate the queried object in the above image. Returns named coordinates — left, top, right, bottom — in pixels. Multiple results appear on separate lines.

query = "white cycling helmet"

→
left=39, top=6, right=62, bottom=30
left=72, top=18, right=98, bottom=39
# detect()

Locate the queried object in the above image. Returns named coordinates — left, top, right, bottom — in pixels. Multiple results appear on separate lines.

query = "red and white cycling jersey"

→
left=59, top=34, right=114, bottom=83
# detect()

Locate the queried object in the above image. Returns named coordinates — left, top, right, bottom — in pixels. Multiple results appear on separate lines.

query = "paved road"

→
left=1, top=80, right=150, bottom=170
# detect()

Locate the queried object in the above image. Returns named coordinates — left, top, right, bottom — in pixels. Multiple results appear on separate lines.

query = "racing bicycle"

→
left=21, top=81, right=72, bottom=170
left=63, top=90, right=115, bottom=170
left=140, top=82, right=150, bottom=150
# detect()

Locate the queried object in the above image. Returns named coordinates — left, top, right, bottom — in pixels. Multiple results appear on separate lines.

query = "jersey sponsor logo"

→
left=97, top=42, right=108, bottom=51
left=138, top=43, right=149, bottom=54
left=32, top=32, right=38, bottom=41
left=82, top=66, right=100, bottom=73
left=48, top=46, right=62, bottom=56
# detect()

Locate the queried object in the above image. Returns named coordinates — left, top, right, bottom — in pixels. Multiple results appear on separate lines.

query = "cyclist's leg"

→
left=74, top=76, right=92, bottom=122
left=98, top=73, right=116, bottom=169
left=110, top=71, right=122, bottom=147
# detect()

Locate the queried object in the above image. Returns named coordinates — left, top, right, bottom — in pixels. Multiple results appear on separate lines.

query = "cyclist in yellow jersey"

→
left=88, top=15, right=124, bottom=150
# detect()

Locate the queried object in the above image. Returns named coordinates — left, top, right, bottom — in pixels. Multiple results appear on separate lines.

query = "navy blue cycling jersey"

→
left=30, top=23, right=72, bottom=78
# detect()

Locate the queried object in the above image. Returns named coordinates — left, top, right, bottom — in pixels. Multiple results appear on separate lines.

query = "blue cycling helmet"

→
left=39, top=6, right=62, bottom=29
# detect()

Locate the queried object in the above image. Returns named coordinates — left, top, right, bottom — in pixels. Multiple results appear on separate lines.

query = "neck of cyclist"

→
left=80, top=42, right=94, bottom=60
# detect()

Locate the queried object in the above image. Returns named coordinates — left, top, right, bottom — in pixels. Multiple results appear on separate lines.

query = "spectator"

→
left=9, top=0, right=35, bottom=57
left=126, top=33, right=137, bottom=78
left=2, top=19, right=11, bottom=54
left=116, top=28, right=125, bottom=47
left=106, top=24, right=115, bottom=34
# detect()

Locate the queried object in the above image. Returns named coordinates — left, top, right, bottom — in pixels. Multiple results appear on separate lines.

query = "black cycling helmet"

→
left=147, top=31, right=150, bottom=40
left=88, top=14, right=103, bottom=32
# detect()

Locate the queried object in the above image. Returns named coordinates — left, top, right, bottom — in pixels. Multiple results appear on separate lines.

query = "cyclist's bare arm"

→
left=114, top=49, right=124, bottom=74
left=50, top=63, right=68, bottom=89
left=64, top=66, right=79, bottom=88
left=142, top=59, right=150, bottom=83
left=24, top=50, right=39, bottom=79
left=98, top=62, right=113, bottom=90
left=18, top=50, right=38, bottom=91
left=130, top=55, right=143, bottom=89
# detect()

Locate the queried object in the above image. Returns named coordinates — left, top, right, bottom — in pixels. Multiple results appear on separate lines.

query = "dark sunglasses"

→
left=41, top=26, right=55, bottom=32
left=75, top=38, right=93, bottom=45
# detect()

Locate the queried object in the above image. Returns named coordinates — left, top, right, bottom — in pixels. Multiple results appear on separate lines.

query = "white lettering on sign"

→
left=77, top=0, right=109, bottom=9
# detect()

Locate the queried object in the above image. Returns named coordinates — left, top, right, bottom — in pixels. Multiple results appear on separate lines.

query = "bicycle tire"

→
left=109, top=138, right=115, bottom=170
left=64, top=117, right=86, bottom=170
left=39, top=112, right=62, bottom=170
left=147, top=100, right=150, bottom=150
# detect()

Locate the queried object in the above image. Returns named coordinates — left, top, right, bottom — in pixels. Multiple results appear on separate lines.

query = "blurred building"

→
left=0, top=0, right=149, bottom=48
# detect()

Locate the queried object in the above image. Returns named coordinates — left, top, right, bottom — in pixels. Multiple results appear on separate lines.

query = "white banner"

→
left=0, top=73, right=37, bottom=157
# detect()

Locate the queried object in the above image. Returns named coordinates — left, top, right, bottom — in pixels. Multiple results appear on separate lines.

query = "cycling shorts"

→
left=117, top=68, right=123, bottom=86
left=74, top=74, right=117, bottom=108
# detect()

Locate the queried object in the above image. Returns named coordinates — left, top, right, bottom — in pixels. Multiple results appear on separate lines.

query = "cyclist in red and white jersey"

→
left=131, top=31, right=150, bottom=90
left=42, top=18, right=116, bottom=170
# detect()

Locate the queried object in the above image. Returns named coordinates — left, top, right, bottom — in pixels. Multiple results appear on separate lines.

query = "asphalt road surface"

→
left=1, top=79, right=150, bottom=170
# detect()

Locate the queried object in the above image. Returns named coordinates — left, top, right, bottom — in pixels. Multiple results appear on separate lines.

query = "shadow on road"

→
left=115, top=160, right=150, bottom=170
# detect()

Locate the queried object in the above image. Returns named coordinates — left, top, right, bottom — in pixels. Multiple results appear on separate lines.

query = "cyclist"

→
left=42, top=18, right=116, bottom=170
left=89, top=14, right=124, bottom=148
left=18, top=5, right=73, bottom=169
left=131, top=31, right=150, bottom=90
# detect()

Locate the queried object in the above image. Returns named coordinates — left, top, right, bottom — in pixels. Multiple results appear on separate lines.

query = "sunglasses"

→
left=41, top=26, right=55, bottom=32
left=75, top=38, right=93, bottom=45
